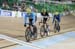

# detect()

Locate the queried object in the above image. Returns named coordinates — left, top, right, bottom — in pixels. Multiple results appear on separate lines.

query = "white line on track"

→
left=0, top=34, right=43, bottom=49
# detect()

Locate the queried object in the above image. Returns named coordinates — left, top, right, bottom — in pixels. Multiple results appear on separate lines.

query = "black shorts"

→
left=43, top=18, right=47, bottom=24
left=29, top=19, right=33, bottom=25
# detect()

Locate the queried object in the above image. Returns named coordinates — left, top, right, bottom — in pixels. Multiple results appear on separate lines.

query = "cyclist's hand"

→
left=24, top=24, right=26, bottom=27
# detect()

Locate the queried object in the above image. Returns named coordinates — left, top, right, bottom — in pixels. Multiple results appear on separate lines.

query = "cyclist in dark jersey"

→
left=40, top=9, right=49, bottom=24
left=39, top=9, right=50, bottom=37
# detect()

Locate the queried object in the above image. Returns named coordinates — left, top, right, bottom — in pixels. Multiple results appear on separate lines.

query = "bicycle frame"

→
left=54, top=19, right=60, bottom=33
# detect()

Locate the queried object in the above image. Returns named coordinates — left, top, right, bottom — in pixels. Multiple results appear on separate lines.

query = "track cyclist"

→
left=39, top=8, right=50, bottom=37
left=40, top=8, right=50, bottom=24
left=52, top=11, right=61, bottom=33
left=24, top=8, right=37, bottom=42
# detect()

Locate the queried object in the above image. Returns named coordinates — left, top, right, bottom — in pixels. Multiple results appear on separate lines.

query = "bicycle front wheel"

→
left=25, top=29, right=31, bottom=42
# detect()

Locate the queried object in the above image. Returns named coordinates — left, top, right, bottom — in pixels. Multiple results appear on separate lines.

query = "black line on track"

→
left=0, top=43, right=18, bottom=49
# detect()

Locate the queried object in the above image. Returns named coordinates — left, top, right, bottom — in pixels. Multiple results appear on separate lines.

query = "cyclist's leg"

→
left=29, top=19, right=35, bottom=37
left=43, top=18, right=46, bottom=24
left=55, top=19, right=60, bottom=32
left=44, top=18, right=47, bottom=24
left=57, top=22, right=60, bottom=32
left=29, top=19, right=33, bottom=26
left=44, top=24, right=49, bottom=36
left=54, top=19, right=57, bottom=33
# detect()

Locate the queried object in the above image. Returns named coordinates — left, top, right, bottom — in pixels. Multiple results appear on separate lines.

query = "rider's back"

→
left=54, top=14, right=60, bottom=23
left=25, top=13, right=33, bottom=19
left=41, top=12, right=49, bottom=16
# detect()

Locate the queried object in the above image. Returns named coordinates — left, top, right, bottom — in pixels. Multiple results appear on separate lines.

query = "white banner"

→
left=0, top=9, right=70, bottom=18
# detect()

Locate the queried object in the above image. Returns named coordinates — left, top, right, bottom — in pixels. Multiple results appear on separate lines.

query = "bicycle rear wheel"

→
left=54, top=20, right=57, bottom=33
left=54, top=21, right=60, bottom=33
left=57, top=24, right=60, bottom=32
left=33, top=25, right=37, bottom=40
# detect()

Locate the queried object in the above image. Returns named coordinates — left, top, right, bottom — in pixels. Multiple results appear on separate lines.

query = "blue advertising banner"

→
left=0, top=10, right=12, bottom=16
left=21, top=12, right=26, bottom=17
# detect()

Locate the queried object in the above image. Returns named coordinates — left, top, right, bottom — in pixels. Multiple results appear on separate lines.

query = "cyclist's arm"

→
left=46, top=12, right=50, bottom=20
left=52, top=15, right=55, bottom=23
left=59, top=13, right=63, bottom=22
left=46, top=12, right=49, bottom=16
left=47, top=13, right=50, bottom=20
left=59, top=14, right=61, bottom=23
left=24, top=13, right=27, bottom=27
left=39, top=12, right=43, bottom=25
left=24, top=14, right=27, bottom=24
left=58, top=14, right=61, bottom=23
left=33, top=12, right=37, bottom=22
left=35, top=13, right=37, bottom=22
left=31, top=13, right=35, bottom=24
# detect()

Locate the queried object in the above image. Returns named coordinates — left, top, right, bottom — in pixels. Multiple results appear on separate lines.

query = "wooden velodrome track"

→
left=0, top=14, right=75, bottom=49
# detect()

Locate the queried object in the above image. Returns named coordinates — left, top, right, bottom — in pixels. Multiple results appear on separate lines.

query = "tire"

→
left=54, top=21, right=57, bottom=33
left=33, top=32, right=37, bottom=40
left=34, top=27, right=37, bottom=40
left=54, top=22, right=60, bottom=33
left=25, top=28, right=31, bottom=42
left=54, top=26, right=57, bottom=33
left=40, top=26, right=44, bottom=38
left=57, top=24, right=60, bottom=32
left=40, top=24, right=48, bottom=37
left=54, top=19, right=61, bottom=33
left=33, top=26, right=37, bottom=40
